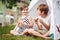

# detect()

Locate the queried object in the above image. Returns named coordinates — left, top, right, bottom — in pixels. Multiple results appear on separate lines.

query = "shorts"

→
left=35, top=29, right=48, bottom=34
left=33, top=25, right=48, bottom=34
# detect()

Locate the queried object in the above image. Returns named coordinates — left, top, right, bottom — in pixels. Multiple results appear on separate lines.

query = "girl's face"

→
left=22, top=7, right=28, bottom=15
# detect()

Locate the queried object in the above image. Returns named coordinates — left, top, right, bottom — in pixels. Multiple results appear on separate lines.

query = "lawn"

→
left=0, top=25, right=51, bottom=40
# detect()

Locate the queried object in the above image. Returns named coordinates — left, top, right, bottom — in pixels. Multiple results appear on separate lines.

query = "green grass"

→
left=0, top=25, right=51, bottom=40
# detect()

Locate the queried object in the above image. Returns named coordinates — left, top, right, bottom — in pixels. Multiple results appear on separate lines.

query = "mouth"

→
left=24, top=12, right=28, bottom=13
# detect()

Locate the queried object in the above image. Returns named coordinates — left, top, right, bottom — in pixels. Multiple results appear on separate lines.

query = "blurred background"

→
left=0, top=0, right=31, bottom=26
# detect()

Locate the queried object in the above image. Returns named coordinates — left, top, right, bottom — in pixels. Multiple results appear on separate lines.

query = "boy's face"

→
left=37, top=9, right=43, bottom=16
left=22, top=7, right=28, bottom=14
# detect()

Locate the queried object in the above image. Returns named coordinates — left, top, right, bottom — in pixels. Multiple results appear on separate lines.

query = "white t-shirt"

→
left=35, top=15, right=51, bottom=31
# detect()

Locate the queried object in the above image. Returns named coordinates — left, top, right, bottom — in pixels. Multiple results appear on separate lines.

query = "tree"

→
left=6, top=0, right=30, bottom=9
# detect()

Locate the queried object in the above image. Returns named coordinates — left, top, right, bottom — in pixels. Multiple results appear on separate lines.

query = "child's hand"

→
left=34, top=18, right=38, bottom=24
left=18, top=20, right=24, bottom=28
left=18, top=23, right=23, bottom=28
left=20, top=20, right=24, bottom=24
left=39, top=19, right=44, bottom=24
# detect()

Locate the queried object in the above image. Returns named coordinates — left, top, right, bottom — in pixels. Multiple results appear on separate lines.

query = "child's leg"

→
left=10, top=30, right=19, bottom=35
left=18, top=29, right=28, bottom=35
left=10, top=25, right=21, bottom=35
left=27, top=29, right=50, bottom=39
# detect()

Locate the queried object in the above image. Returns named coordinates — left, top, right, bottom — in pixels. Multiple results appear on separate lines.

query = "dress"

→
left=14, top=15, right=30, bottom=33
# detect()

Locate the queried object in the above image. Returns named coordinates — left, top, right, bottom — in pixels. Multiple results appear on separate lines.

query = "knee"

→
left=10, top=30, right=19, bottom=35
left=10, top=30, right=14, bottom=34
left=23, top=29, right=28, bottom=33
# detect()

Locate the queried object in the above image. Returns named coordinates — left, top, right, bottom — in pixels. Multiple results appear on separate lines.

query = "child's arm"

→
left=17, top=17, right=23, bottom=28
left=23, top=16, right=33, bottom=28
left=34, top=18, right=42, bottom=30
left=36, top=23, right=42, bottom=30
left=39, top=19, right=50, bottom=30
left=17, top=17, right=20, bottom=24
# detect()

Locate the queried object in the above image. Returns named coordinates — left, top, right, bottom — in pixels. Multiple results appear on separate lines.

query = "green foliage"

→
left=1, top=0, right=30, bottom=9
left=6, top=0, right=17, bottom=9
left=0, top=25, right=15, bottom=34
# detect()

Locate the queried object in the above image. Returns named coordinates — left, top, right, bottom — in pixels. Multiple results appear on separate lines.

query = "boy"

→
left=34, top=3, right=50, bottom=34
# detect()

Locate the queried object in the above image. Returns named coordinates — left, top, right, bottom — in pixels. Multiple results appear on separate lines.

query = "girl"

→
left=10, top=5, right=33, bottom=35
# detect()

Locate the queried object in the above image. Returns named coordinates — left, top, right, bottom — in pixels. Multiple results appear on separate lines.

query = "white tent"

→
left=53, top=0, right=60, bottom=40
left=28, top=0, right=47, bottom=19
